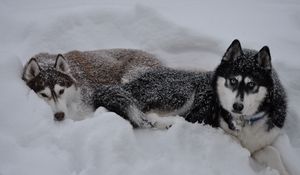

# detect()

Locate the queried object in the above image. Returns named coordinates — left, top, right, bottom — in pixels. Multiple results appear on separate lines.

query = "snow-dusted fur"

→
left=93, top=40, right=289, bottom=174
left=93, top=69, right=214, bottom=129
left=22, top=49, right=162, bottom=121
left=216, top=40, right=288, bottom=175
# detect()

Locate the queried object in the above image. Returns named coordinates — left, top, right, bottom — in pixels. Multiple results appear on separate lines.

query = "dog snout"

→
left=233, top=103, right=244, bottom=112
left=54, top=112, right=65, bottom=121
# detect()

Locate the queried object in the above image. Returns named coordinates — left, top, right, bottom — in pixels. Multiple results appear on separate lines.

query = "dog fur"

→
left=22, top=49, right=162, bottom=121
left=93, top=40, right=288, bottom=174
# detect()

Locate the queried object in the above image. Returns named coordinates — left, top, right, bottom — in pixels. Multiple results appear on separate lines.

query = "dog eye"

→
left=229, top=78, right=238, bottom=86
left=247, top=82, right=256, bottom=89
left=40, top=93, right=48, bottom=98
left=59, top=89, right=64, bottom=95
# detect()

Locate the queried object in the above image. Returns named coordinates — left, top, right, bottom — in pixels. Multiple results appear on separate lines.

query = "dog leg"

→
left=128, top=106, right=172, bottom=129
left=253, top=146, right=289, bottom=175
left=93, top=85, right=170, bottom=129
left=93, top=85, right=150, bottom=128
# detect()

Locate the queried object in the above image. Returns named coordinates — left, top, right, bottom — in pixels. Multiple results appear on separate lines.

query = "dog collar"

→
left=244, top=112, right=266, bottom=125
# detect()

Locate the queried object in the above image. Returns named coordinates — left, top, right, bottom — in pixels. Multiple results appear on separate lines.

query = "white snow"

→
left=1, top=0, right=300, bottom=175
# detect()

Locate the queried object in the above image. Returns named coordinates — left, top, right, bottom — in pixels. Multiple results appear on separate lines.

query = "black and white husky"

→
left=215, top=40, right=288, bottom=175
left=93, top=40, right=288, bottom=174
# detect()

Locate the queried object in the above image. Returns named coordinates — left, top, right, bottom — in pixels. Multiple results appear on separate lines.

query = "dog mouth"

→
left=231, top=110, right=242, bottom=114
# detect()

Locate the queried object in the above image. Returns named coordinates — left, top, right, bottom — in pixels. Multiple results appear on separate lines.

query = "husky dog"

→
left=215, top=40, right=288, bottom=175
left=22, top=49, right=161, bottom=121
left=93, top=40, right=288, bottom=174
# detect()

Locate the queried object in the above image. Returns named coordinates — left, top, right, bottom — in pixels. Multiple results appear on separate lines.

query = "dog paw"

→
left=138, top=119, right=154, bottom=128
left=151, top=121, right=172, bottom=130
left=231, top=121, right=241, bottom=131
left=235, top=125, right=242, bottom=132
left=165, top=124, right=172, bottom=129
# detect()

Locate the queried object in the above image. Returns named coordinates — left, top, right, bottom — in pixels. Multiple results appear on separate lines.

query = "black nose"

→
left=54, top=112, right=65, bottom=121
left=233, top=103, right=244, bottom=112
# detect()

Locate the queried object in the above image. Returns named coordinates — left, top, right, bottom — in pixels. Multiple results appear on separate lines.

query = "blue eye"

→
left=229, top=78, right=237, bottom=86
left=247, top=82, right=256, bottom=89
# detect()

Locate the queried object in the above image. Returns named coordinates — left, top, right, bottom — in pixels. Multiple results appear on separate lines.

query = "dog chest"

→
left=220, top=117, right=280, bottom=153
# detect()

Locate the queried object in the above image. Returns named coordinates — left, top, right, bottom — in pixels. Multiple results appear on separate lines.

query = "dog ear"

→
left=222, top=39, right=243, bottom=62
left=22, top=58, right=41, bottom=82
left=54, top=54, right=70, bottom=74
left=255, top=46, right=272, bottom=71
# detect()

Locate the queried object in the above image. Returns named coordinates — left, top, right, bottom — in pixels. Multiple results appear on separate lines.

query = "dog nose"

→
left=233, top=103, right=244, bottom=112
left=54, top=112, right=65, bottom=121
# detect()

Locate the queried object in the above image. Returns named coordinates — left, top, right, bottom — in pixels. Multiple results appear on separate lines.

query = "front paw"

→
left=151, top=121, right=172, bottom=130
left=234, top=122, right=242, bottom=132
left=229, top=121, right=241, bottom=131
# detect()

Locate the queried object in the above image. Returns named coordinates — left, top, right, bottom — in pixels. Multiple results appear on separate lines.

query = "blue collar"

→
left=244, top=112, right=266, bottom=125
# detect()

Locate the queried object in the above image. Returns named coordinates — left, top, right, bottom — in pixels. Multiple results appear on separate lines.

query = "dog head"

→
left=22, top=54, right=77, bottom=121
left=214, top=39, right=273, bottom=118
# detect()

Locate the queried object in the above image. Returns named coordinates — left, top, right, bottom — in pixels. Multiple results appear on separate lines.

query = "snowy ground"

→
left=1, top=0, right=300, bottom=175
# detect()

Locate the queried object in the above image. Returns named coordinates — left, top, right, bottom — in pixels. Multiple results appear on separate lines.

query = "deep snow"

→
left=0, top=0, right=300, bottom=175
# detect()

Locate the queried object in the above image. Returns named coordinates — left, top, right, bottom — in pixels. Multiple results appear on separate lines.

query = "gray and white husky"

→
left=22, top=49, right=161, bottom=121
left=93, top=40, right=288, bottom=174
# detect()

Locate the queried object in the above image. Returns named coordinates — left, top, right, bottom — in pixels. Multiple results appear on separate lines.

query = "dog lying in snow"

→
left=22, top=49, right=162, bottom=121
left=93, top=40, right=289, bottom=174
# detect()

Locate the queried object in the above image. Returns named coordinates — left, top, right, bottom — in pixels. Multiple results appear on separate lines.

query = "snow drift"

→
left=0, top=0, right=300, bottom=175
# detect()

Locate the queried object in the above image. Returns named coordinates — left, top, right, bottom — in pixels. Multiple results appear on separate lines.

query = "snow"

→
left=0, top=0, right=300, bottom=175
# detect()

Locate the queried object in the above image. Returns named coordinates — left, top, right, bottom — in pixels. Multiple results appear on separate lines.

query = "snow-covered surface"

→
left=1, top=0, right=300, bottom=174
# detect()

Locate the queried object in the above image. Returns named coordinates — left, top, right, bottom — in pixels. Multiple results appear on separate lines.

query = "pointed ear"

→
left=222, top=39, right=243, bottom=62
left=255, top=46, right=272, bottom=71
left=54, top=54, right=70, bottom=74
left=22, top=58, right=41, bottom=82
